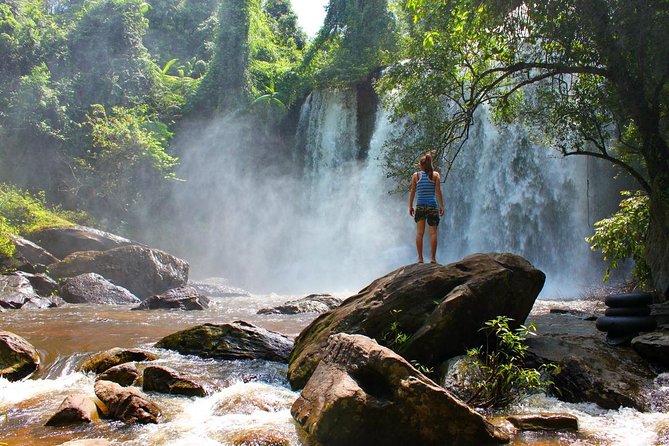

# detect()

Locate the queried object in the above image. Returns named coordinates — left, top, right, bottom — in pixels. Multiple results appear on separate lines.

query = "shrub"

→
left=586, top=191, right=650, bottom=288
left=465, top=316, right=558, bottom=408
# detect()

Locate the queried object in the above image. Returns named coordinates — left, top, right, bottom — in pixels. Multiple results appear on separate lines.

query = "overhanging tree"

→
left=378, top=0, right=669, bottom=298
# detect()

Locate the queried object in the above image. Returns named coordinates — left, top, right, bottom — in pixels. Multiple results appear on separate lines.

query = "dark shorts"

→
left=415, top=205, right=440, bottom=226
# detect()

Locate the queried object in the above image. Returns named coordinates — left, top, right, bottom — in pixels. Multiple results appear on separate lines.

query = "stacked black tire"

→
left=596, top=292, right=657, bottom=345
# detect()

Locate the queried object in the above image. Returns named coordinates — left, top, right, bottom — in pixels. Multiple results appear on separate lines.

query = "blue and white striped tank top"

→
left=416, top=171, right=437, bottom=207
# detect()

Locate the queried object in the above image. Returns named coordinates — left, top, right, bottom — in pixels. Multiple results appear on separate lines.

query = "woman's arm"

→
left=409, top=173, right=417, bottom=216
left=434, top=172, right=445, bottom=216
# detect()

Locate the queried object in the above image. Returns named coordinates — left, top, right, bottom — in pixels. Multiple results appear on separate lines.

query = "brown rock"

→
left=94, top=380, right=160, bottom=424
left=45, top=394, right=101, bottom=426
left=291, top=333, right=509, bottom=446
left=142, top=365, right=206, bottom=397
left=80, top=348, right=157, bottom=374
left=155, top=321, right=293, bottom=362
left=0, top=330, right=40, bottom=380
left=97, top=363, right=140, bottom=386
left=26, top=225, right=136, bottom=259
left=527, top=312, right=657, bottom=411
left=506, top=413, right=578, bottom=431
left=132, top=286, right=209, bottom=310
left=288, top=253, right=544, bottom=389
left=60, top=273, right=140, bottom=305
left=631, top=331, right=669, bottom=367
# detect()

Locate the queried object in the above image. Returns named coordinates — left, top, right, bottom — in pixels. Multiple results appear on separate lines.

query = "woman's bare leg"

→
left=416, top=219, right=426, bottom=263
left=429, top=224, right=438, bottom=263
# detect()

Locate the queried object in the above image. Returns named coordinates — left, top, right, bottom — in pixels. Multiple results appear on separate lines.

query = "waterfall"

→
left=294, top=89, right=617, bottom=297
left=153, top=87, right=617, bottom=297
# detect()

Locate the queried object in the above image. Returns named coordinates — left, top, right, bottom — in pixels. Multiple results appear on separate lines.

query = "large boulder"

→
left=80, top=348, right=158, bottom=374
left=10, top=235, right=59, bottom=268
left=60, top=273, right=140, bottom=305
left=94, top=379, right=160, bottom=424
left=45, top=394, right=101, bottom=426
left=10, top=271, right=59, bottom=297
left=0, top=330, right=40, bottom=380
left=291, top=333, right=508, bottom=446
left=0, top=275, right=55, bottom=309
left=288, top=253, right=544, bottom=389
left=47, top=245, right=189, bottom=299
left=97, top=363, right=140, bottom=386
left=155, top=321, right=293, bottom=362
left=26, top=225, right=136, bottom=260
left=257, top=294, right=342, bottom=315
left=142, top=365, right=207, bottom=397
left=526, top=311, right=657, bottom=411
left=132, top=286, right=209, bottom=310
left=631, top=332, right=669, bottom=367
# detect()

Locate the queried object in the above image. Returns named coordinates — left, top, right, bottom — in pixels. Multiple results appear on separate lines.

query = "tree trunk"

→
left=647, top=183, right=669, bottom=302
left=644, top=133, right=669, bottom=301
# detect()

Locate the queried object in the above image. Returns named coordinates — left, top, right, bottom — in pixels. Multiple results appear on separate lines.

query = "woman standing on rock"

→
left=409, top=153, right=445, bottom=264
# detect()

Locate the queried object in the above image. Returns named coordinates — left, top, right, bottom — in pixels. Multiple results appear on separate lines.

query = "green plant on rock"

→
left=465, top=316, right=558, bottom=409
left=586, top=191, right=650, bottom=288
left=382, top=309, right=410, bottom=350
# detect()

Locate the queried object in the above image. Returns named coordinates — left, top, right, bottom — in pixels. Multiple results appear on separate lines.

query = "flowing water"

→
left=1, top=298, right=668, bottom=445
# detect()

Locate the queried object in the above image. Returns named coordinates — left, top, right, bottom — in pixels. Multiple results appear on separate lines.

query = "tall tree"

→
left=303, top=0, right=397, bottom=85
left=192, top=0, right=255, bottom=114
left=379, top=0, right=669, bottom=298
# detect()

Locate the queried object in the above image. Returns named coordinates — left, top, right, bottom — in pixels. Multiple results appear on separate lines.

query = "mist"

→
left=138, top=88, right=622, bottom=298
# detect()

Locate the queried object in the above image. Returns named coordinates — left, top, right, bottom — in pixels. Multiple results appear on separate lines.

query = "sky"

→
left=291, top=0, right=329, bottom=37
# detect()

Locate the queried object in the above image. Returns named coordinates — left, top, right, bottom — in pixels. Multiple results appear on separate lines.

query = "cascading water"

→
left=291, top=89, right=617, bottom=297
left=148, top=86, right=619, bottom=297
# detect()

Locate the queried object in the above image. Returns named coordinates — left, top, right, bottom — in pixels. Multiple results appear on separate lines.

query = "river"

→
left=1, top=294, right=667, bottom=445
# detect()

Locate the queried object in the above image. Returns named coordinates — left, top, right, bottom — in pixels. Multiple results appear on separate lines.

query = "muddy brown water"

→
left=1, top=296, right=667, bottom=445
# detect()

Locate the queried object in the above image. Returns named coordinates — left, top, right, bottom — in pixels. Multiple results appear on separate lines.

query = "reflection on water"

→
left=1, top=295, right=668, bottom=445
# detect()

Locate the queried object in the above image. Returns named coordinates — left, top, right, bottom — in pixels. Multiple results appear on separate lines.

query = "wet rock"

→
left=60, top=273, right=140, bottom=305
left=439, top=355, right=479, bottom=402
left=10, top=235, right=59, bottom=269
left=142, top=365, right=207, bottom=397
left=80, top=348, right=158, bottom=374
left=0, top=274, right=54, bottom=309
left=229, top=430, right=290, bottom=446
left=26, top=225, right=136, bottom=259
left=291, top=333, right=508, bottom=446
left=47, top=245, right=189, bottom=299
left=288, top=253, right=544, bottom=389
left=155, top=321, right=293, bottom=362
left=506, top=413, right=578, bottom=431
left=97, top=363, right=140, bottom=386
left=257, top=294, right=341, bottom=315
left=0, top=330, right=40, bottom=380
left=9, top=271, right=59, bottom=297
left=132, top=286, right=209, bottom=311
left=94, top=379, right=160, bottom=424
left=632, top=331, right=669, bottom=367
left=651, top=301, right=669, bottom=327
left=45, top=394, right=101, bottom=426
left=527, top=312, right=657, bottom=411
left=189, top=277, right=251, bottom=297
